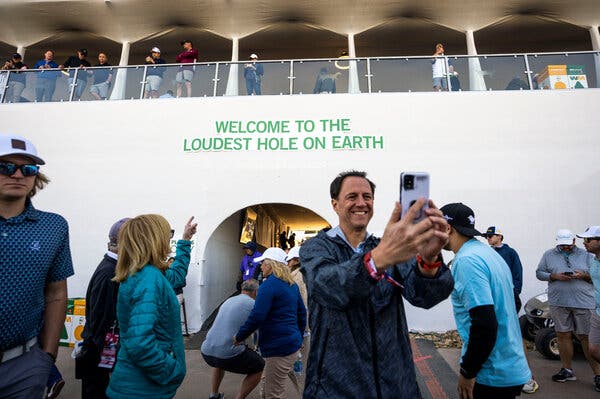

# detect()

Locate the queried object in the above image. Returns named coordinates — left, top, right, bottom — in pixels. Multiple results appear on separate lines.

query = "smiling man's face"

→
left=332, top=176, right=374, bottom=234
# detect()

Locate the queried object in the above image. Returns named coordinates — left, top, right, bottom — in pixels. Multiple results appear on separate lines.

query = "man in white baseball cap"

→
left=536, top=229, right=600, bottom=386
left=0, top=134, right=74, bottom=398
left=244, top=53, right=264, bottom=95
left=144, top=47, right=166, bottom=98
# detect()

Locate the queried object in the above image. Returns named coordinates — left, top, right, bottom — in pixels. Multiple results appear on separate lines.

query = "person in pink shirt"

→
left=175, top=40, right=198, bottom=97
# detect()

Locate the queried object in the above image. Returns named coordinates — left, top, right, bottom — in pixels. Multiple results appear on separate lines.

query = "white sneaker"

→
left=522, top=378, right=539, bottom=394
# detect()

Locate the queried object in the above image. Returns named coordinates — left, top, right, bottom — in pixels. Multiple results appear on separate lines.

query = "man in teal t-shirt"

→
left=578, top=225, right=600, bottom=392
left=441, top=203, right=530, bottom=399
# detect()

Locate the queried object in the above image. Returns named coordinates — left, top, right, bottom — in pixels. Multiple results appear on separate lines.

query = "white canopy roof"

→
left=1, top=0, right=599, bottom=61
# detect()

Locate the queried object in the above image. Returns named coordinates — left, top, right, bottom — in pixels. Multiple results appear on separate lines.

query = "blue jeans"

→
left=68, top=77, right=87, bottom=99
left=47, top=364, right=63, bottom=387
left=432, top=76, right=448, bottom=91
left=245, top=77, right=261, bottom=95
left=35, top=79, right=56, bottom=102
left=0, top=346, right=53, bottom=399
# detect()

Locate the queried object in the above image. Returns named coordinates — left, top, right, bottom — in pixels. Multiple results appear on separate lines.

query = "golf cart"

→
left=520, top=291, right=582, bottom=360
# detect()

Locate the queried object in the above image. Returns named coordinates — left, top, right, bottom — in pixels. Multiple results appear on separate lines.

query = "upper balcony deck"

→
left=2, top=51, right=599, bottom=103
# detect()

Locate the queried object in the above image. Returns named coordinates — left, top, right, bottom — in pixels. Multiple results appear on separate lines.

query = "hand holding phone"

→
left=400, top=172, right=430, bottom=223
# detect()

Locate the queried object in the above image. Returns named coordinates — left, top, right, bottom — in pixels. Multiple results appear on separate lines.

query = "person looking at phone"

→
left=299, top=170, right=453, bottom=398
left=243, top=54, right=264, bottom=95
left=441, top=203, right=531, bottom=399
left=536, top=229, right=600, bottom=385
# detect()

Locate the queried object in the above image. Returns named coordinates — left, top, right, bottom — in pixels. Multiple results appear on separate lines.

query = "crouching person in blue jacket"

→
left=106, top=215, right=197, bottom=399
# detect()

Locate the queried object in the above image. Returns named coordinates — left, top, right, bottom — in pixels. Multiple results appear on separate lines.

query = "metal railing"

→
left=1, top=50, right=599, bottom=103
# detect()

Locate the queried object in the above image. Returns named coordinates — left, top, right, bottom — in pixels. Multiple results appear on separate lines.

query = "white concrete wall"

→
left=1, top=89, right=599, bottom=332
left=198, top=210, right=244, bottom=326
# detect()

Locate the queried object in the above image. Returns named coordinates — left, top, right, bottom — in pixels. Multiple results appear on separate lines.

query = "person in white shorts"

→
left=88, top=52, right=112, bottom=100
left=144, top=47, right=166, bottom=99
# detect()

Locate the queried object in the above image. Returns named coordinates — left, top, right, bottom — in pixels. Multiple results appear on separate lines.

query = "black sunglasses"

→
left=170, top=229, right=175, bottom=238
left=0, top=162, right=40, bottom=177
left=584, top=237, right=600, bottom=243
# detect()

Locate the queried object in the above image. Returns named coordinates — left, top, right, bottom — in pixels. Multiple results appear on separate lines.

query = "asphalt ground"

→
left=51, top=337, right=600, bottom=398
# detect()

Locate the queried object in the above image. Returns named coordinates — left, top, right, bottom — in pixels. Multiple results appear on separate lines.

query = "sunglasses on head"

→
left=0, top=162, right=40, bottom=177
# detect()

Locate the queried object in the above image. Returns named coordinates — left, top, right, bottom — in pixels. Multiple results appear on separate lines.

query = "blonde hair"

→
left=264, top=259, right=295, bottom=285
left=29, top=171, right=49, bottom=197
left=113, top=214, right=171, bottom=282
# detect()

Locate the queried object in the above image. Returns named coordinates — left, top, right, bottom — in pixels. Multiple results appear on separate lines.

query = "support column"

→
left=347, top=34, right=361, bottom=93
left=466, top=30, right=487, bottom=91
left=590, top=26, right=600, bottom=88
left=16, top=46, right=26, bottom=60
left=225, top=38, right=239, bottom=96
left=109, top=41, right=130, bottom=100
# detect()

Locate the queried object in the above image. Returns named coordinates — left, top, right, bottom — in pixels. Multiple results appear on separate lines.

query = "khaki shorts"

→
left=90, top=82, right=110, bottom=98
left=145, top=75, right=162, bottom=91
left=589, top=311, right=600, bottom=345
left=549, top=305, right=592, bottom=335
left=176, top=69, right=193, bottom=83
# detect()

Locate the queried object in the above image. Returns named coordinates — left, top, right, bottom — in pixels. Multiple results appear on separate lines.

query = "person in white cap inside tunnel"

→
left=234, top=247, right=306, bottom=398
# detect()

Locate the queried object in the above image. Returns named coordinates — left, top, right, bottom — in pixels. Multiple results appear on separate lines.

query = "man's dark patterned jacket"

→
left=300, top=229, right=454, bottom=399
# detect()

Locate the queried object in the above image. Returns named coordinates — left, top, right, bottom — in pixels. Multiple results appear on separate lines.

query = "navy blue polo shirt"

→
left=0, top=200, right=74, bottom=351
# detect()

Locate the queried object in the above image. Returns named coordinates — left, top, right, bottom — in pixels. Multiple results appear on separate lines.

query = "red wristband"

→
left=416, top=254, right=442, bottom=270
left=363, top=251, right=383, bottom=281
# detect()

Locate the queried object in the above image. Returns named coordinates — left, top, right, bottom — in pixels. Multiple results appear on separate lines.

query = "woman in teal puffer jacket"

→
left=106, top=214, right=197, bottom=399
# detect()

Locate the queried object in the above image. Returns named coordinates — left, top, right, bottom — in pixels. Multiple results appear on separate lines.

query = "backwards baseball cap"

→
left=577, top=226, right=600, bottom=239
left=440, top=203, right=481, bottom=237
left=285, top=246, right=301, bottom=262
left=253, top=247, right=288, bottom=264
left=12, top=53, right=22, bottom=59
left=243, top=241, right=257, bottom=251
left=250, top=53, right=258, bottom=59
left=0, top=134, right=45, bottom=165
left=483, top=226, right=503, bottom=237
left=555, top=229, right=575, bottom=245
left=151, top=47, right=161, bottom=53
left=109, top=218, right=131, bottom=245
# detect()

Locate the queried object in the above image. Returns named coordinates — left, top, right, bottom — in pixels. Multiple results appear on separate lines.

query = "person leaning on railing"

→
left=33, top=50, right=60, bottom=102
left=2, top=53, right=27, bottom=103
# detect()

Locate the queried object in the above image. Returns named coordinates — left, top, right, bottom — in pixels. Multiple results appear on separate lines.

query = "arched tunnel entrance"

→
left=198, top=203, right=330, bottom=331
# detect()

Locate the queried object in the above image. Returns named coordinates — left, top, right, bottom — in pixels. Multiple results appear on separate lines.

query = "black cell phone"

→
left=563, top=271, right=573, bottom=276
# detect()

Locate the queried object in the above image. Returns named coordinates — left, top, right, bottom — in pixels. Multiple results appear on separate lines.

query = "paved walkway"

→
left=52, top=337, right=599, bottom=398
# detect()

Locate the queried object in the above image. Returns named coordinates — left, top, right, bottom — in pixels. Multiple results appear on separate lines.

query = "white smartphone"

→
left=400, top=172, right=430, bottom=223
